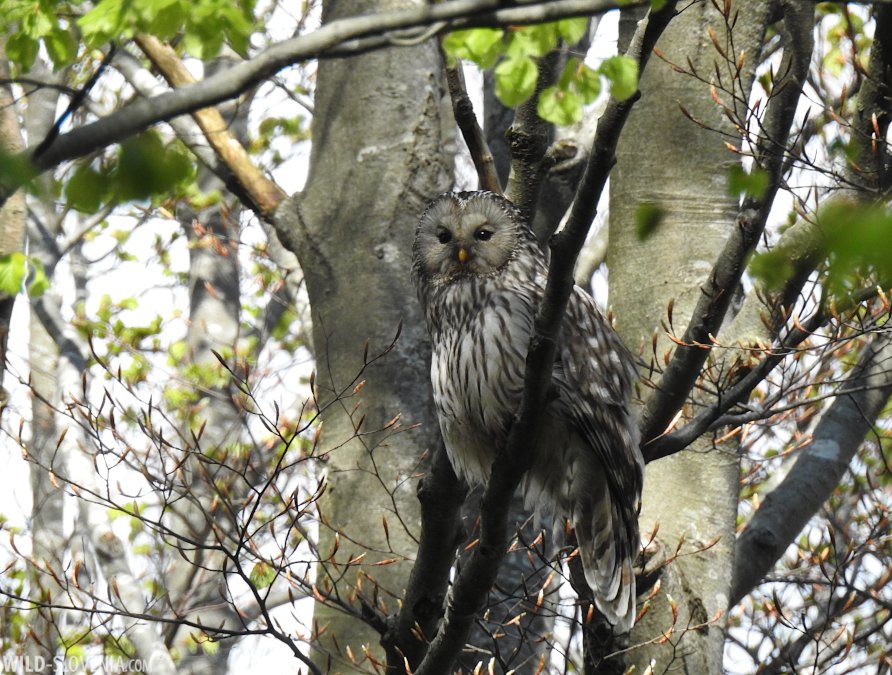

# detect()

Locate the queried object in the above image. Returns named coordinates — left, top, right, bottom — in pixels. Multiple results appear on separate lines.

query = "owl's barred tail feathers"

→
left=574, top=494, right=638, bottom=633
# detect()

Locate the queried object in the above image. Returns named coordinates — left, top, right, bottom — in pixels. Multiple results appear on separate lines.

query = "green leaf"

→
left=494, top=56, right=538, bottom=107
left=65, top=164, right=108, bottom=212
left=0, top=253, right=27, bottom=295
left=820, top=201, right=892, bottom=295
left=748, top=249, right=796, bottom=291
left=728, top=165, right=770, bottom=199
left=43, top=27, right=79, bottom=69
left=140, top=0, right=186, bottom=39
left=635, top=202, right=665, bottom=240
left=0, top=147, right=38, bottom=194
left=27, top=260, right=50, bottom=298
left=560, top=58, right=601, bottom=104
left=6, top=32, right=39, bottom=70
left=182, top=20, right=224, bottom=60
left=22, top=11, right=54, bottom=38
left=556, top=17, right=589, bottom=44
left=78, top=0, right=130, bottom=47
left=600, top=55, right=639, bottom=101
left=537, top=85, right=582, bottom=126
left=506, top=23, right=558, bottom=58
left=200, top=638, right=220, bottom=656
left=168, top=339, right=189, bottom=364
left=442, top=28, right=504, bottom=68
left=114, top=132, right=194, bottom=201
left=249, top=561, right=276, bottom=589
left=271, top=308, right=297, bottom=341
left=218, top=3, right=254, bottom=56
left=577, top=64, right=602, bottom=103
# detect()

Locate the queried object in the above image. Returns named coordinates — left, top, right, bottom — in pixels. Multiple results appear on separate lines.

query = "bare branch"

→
left=134, top=34, right=288, bottom=220
left=444, top=60, right=502, bottom=193
left=730, top=329, right=892, bottom=606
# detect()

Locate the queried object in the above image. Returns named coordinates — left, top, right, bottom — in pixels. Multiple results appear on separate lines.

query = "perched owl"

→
left=412, top=191, right=643, bottom=632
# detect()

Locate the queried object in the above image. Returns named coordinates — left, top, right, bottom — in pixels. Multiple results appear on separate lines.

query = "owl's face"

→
left=413, top=191, right=524, bottom=282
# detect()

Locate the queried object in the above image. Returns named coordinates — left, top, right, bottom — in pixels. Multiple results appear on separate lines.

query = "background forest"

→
left=0, top=0, right=890, bottom=673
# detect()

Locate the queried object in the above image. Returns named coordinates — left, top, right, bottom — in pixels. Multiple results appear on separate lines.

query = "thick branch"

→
left=413, top=4, right=677, bottom=673
left=444, top=61, right=502, bottom=193
left=505, top=51, right=559, bottom=221
left=849, top=3, right=892, bottom=192
left=382, top=445, right=466, bottom=671
left=134, top=34, right=287, bottom=220
left=730, top=330, right=892, bottom=605
left=640, top=0, right=815, bottom=452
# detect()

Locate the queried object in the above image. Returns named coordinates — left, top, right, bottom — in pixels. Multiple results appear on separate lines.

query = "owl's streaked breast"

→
left=426, top=276, right=536, bottom=484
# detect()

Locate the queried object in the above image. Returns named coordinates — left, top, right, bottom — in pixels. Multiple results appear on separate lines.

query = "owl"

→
left=412, top=191, right=643, bottom=632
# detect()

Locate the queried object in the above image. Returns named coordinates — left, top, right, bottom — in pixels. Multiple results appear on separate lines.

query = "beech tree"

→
left=0, top=1, right=890, bottom=674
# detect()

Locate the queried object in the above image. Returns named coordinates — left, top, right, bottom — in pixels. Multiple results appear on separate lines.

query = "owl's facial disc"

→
left=416, top=197, right=517, bottom=281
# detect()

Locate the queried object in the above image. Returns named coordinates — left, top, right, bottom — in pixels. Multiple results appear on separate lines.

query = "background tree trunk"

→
left=166, top=162, right=244, bottom=674
left=609, top=2, right=772, bottom=670
left=0, top=42, right=26, bottom=396
left=278, top=1, right=453, bottom=669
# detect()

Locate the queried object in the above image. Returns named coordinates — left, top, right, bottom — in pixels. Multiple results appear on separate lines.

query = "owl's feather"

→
left=412, top=191, right=643, bottom=632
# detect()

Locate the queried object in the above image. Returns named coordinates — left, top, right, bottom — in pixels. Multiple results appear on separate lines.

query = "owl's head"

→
left=413, top=191, right=530, bottom=282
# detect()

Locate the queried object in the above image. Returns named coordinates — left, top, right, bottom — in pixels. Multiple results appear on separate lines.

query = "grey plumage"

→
left=412, top=191, right=643, bottom=631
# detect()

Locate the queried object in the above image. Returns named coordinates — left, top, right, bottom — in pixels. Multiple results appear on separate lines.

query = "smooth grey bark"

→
left=11, top=56, right=65, bottom=675
left=24, top=309, right=63, bottom=674
left=608, top=1, right=774, bottom=671
left=277, top=0, right=452, bottom=669
left=26, top=215, right=179, bottom=675
left=20, top=60, right=177, bottom=675
left=16, top=56, right=179, bottom=675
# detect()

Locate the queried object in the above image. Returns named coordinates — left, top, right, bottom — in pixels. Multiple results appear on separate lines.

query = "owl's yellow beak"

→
left=457, top=247, right=469, bottom=264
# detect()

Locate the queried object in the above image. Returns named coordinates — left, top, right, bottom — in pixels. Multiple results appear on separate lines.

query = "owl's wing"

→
left=555, top=286, right=643, bottom=630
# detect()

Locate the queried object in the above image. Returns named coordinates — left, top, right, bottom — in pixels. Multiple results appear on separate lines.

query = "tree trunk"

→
left=25, top=279, right=63, bottom=673
left=0, top=44, right=26, bottom=395
left=608, top=2, right=772, bottom=671
left=277, top=1, right=453, bottom=670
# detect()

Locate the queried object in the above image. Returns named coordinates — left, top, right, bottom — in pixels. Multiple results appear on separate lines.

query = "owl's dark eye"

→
left=475, top=229, right=493, bottom=242
left=437, top=229, right=452, bottom=244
